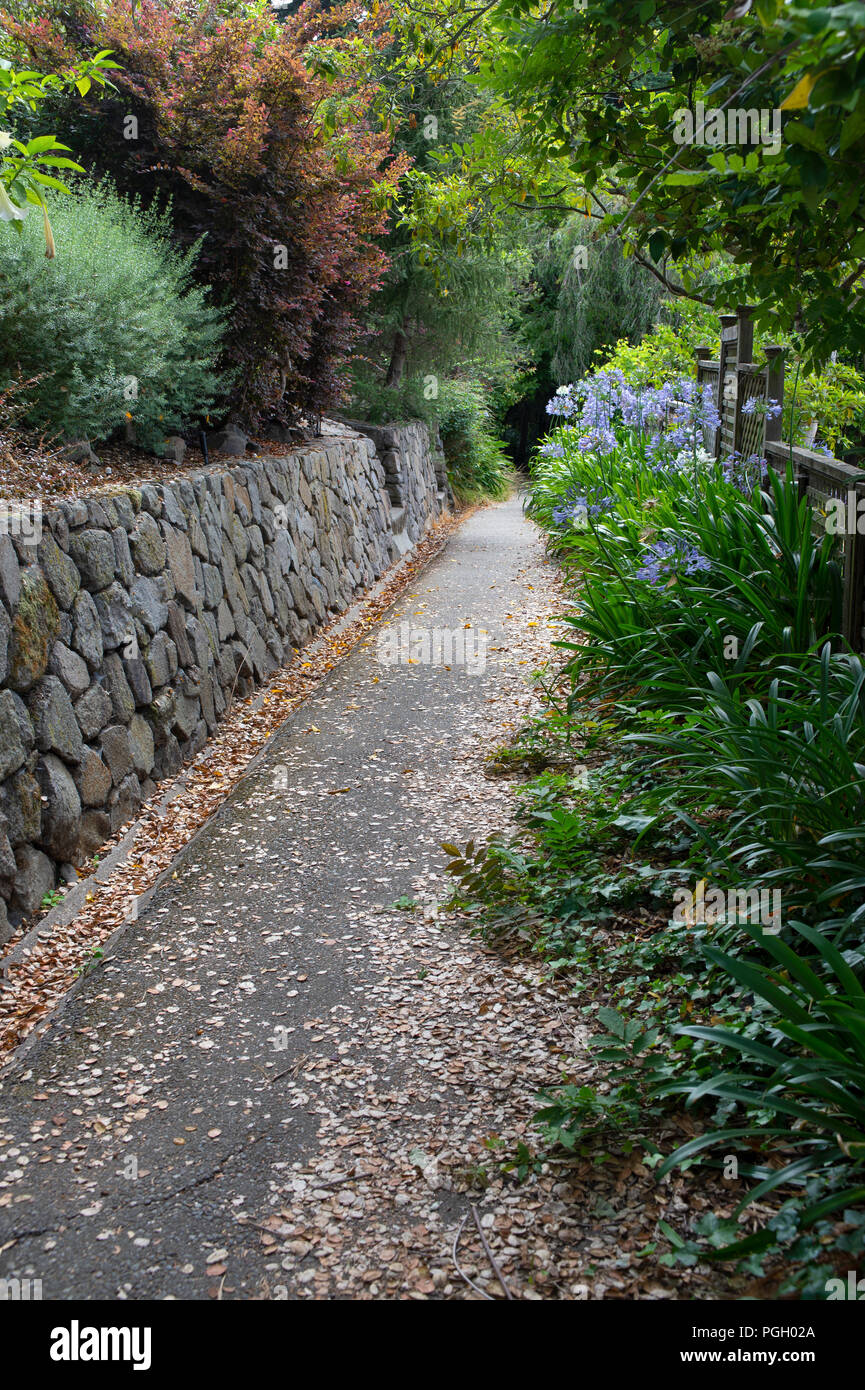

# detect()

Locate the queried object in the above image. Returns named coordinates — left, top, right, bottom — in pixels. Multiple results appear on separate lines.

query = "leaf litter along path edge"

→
left=0, top=509, right=466, bottom=1063
left=0, top=495, right=745, bottom=1301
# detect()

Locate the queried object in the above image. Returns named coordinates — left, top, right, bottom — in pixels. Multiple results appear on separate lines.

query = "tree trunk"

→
left=385, top=329, right=408, bottom=388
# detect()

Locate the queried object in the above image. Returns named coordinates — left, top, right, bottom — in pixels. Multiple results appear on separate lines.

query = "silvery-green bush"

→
left=0, top=177, right=229, bottom=451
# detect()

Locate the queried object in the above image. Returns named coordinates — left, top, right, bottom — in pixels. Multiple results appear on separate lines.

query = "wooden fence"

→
left=695, top=306, right=865, bottom=652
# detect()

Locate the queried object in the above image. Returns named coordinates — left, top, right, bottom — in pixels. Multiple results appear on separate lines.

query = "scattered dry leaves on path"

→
left=0, top=514, right=463, bottom=1064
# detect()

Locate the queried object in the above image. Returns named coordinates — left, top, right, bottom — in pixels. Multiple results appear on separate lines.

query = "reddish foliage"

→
left=8, top=1, right=407, bottom=428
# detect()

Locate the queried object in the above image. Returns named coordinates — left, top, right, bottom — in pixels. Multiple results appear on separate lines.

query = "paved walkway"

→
left=0, top=496, right=666, bottom=1301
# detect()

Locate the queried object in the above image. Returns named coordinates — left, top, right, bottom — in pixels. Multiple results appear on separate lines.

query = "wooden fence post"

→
left=736, top=305, right=755, bottom=364
left=764, top=346, right=784, bottom=445
left=840, top=475, right=865, bottom=651
left=762, top=345, right=794, bottom=494
left=733, top=306, right=758, bottom=457
left=695, top=346, right=714, bottom=455
left=717, top=314, right=738, bottom=459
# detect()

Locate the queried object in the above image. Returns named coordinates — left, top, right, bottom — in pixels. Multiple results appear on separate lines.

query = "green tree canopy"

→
left=479, top=0, right=865, bottom=364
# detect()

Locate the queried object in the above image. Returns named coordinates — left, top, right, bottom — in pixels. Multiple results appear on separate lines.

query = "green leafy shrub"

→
left=447, top=352, right=865, bottom=1292
left=0, top=177, right=229, bottom=449
left=656, top=921, right=865, bottom=1289
left=593, top=321, right=865, bottom=457
left=783, top=358, right=865, bottom=458
left=346, top=371, right=433, bottom=427
left=634, top=651, right=865, bottom=931
left=436, top=379, right=510, bottom=502
left=13, top=0, right=402, bottom=430
left=349, top=373, right=511, bottom=501
left=591, top=321, right=716, bottom=391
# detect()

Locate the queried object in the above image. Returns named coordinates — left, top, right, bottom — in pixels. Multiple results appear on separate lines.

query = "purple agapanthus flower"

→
left=550, top=486, right=613, bottom=529
left=741, top=396, right=782, bottom=419
left=635, top=537, right=712, bottom=585
left=539, top=440, right=565, bottom=459
left=722, top=451, right=768, bottom=493
left=545, top=372, right=721, bottom=469
left=577, top=427, right=618, bottom=455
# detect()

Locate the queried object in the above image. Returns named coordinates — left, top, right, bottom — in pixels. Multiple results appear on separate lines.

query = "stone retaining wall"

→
left=0, top=420, right=446, bottom=939
left=341, top=420, right=451, bottom=544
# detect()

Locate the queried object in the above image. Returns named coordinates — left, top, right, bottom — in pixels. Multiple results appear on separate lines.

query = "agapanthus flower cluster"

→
left=546, top=373, right=720, bottom=468
left=741, top=396, right=782, bottom=419
left=550, top=486, right=613, bottom=529
left=538, top=439, right=565, bottom=459
left=645, top=381, right=721, bottom=467
left=546, top=383, right=585, bottom=423
left=635, top=536, right=712, bottom=585
left=577, top=425, right=619, bottom=454
left=674, top=446, right=715, bottom=471
left=722, top=450, right=768, bottom=494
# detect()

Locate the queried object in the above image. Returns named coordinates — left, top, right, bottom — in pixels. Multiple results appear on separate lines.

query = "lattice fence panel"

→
left=720, top=372, right=737, bottom=457
left=697, top=365, right=719, bottom=452
left=737, top=369, right=768, bottom=460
